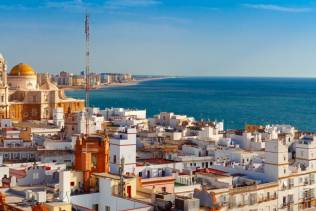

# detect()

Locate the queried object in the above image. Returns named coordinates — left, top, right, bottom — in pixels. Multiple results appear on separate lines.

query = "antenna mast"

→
left=85, top=12, right=90, bottom=135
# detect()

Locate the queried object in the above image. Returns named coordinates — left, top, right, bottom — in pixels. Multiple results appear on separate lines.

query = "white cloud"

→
left=105, top=0, right=161, bottom=9
left=0, top=4, right=36, bottom=10
left=0, top=0, right=88, bottom=11
left=243, top=3, right=312, bottom=13
left=152, top=16, right=192, bottom=25
left=45, top=0, right=87, bottom=11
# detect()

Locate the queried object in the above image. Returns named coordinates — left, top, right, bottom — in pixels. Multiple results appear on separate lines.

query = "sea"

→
left=66, top=77, right=316, bottom=131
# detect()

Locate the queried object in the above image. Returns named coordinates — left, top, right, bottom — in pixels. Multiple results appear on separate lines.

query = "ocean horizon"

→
left=66, top=77, right=316, bottom=131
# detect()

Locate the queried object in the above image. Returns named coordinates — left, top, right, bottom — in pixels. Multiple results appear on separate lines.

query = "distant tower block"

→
left=0, top=54, right=9, bottom=119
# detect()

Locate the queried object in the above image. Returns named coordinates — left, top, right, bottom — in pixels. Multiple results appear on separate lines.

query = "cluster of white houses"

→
left=0, top=105, right=316, bottom=211
left=1, top=104, right=316, bottom=211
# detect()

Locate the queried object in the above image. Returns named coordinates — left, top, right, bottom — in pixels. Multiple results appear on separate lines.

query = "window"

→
left=70, top=181, right=75, bottom=186
left=162, top=187, right=166, bottom=192
left=92, top=204, right=98, bottom=211
left=33, top=172, right=39, bottom=180
left=113, top=155, right=117, bottom=164
left=32, top=108, right=37, bottom=117
left=92, top=154, right=97, bottom=168
left=105, top=206, right=110, bottom=211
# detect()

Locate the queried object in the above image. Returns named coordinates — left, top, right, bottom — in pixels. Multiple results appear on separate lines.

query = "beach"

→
left=61, top=77, right=169, bottom=91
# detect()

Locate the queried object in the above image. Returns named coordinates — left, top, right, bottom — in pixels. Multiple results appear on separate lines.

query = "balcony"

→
left=281, top=200, right=294, bottom=209
left=303, top=190, right=314, bottom=200
left=288, top=183, right=294, bottom=189
left=228, top=202, right=237, bottom=209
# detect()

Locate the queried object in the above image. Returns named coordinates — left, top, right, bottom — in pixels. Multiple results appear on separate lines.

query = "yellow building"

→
left=0, top=54, right=84, bottom=121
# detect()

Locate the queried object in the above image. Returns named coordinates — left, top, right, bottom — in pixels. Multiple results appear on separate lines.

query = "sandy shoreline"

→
left=61, top=77, right=170, bottom=91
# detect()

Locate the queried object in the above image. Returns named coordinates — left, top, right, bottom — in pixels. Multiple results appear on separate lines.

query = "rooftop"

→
left=136, top=158, right=175, bottom=166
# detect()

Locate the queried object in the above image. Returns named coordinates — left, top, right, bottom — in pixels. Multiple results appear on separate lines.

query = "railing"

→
left=303, top=191, right=314, bottom=200
left=230, top=185, right=257, bottom=194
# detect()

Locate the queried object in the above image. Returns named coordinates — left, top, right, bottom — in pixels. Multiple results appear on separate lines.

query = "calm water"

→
left=66, top=77, right=316, bottom=131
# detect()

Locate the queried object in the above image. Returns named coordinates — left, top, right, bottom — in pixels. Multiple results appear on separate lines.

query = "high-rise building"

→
left=0, top=54, right=9, bottom=119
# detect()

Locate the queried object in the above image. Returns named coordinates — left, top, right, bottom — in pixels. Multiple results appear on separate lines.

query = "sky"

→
left=0, top=0, right=316, bottom=77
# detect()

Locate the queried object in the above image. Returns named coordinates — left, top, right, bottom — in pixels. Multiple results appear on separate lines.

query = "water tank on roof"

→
left=34, top=191, right=46, bottom=203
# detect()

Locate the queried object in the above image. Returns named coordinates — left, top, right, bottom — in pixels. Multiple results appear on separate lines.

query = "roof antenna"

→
left=85, top=10, right=90, bottom=135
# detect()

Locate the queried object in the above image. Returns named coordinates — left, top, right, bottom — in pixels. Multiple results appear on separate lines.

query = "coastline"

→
left=61, top=77, right=171, bottom=91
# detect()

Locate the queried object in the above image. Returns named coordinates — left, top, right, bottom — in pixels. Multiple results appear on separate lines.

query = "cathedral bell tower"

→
left=0, top=54, right=9, bottom=119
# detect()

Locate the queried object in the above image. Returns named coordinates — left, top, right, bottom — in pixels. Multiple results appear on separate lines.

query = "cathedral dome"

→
left=10, top=63, right=36, bottom=76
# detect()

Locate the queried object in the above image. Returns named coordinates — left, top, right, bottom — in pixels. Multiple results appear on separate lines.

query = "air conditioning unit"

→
left=155, top=198, right=173, bottom=211
left=25, top=190, right=33, bottom=201
left=154, top=192, right=175, bottom=211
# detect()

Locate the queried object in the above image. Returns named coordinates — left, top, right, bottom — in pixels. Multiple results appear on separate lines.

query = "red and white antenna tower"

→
left=85, top=11, right=90, bottom=135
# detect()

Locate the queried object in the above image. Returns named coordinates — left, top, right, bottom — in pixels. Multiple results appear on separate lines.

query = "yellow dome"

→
left=10, top=63, right=36, bottom=76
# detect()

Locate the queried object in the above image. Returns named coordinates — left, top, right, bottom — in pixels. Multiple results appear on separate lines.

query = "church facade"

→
left=0, top=53, right=85, bottom=121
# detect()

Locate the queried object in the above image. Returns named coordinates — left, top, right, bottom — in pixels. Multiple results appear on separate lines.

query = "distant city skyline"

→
left=1, top=0, right=316, bottom=77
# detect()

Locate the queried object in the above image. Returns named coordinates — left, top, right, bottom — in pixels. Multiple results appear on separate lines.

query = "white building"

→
left=59, top=171, right=152, bottom=211
left=109, top=127, right=137, bottom=175
left=65, top=111, right=104, bottom=136
left=53, top=107, right=64, bottom=128
left=101, top=108, right=146, bottom=120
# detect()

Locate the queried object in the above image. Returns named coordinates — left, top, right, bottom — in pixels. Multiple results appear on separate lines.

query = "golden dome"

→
left=10, top=63, right=36, bottom=76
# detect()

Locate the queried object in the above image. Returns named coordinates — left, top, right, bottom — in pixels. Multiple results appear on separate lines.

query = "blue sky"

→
left=0, top=0, right=316, bottom=76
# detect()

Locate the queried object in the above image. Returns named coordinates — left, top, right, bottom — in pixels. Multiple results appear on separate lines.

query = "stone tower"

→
left=0, top=54, right=9, bottom=119
left=264, top=139, right=289, bottom=180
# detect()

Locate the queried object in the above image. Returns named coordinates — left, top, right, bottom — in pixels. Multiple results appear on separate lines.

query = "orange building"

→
left=75, top=135, right=110, bottom=192
left=0, top=54, right=84, bottom=121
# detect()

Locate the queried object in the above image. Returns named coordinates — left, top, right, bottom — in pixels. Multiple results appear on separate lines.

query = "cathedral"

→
left=0, top=53, right=85, bottom=121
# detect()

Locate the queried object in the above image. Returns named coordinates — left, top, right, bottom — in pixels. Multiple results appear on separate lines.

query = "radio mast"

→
left=85, top=12, right=90, bottom=135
